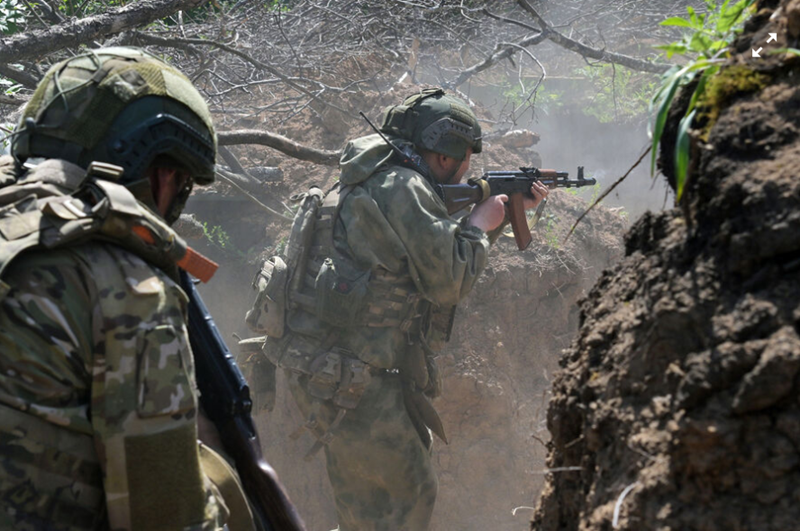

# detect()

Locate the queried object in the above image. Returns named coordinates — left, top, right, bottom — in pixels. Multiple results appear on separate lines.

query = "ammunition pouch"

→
left=245, top=256, right=289, bottom=338
left=302, top=347, right=373, bottom=411
left=314, top=256, right=370, bottom=328
left=306, top=348, right=342, bottom=400
left=286, top=345, right=374, bottom=459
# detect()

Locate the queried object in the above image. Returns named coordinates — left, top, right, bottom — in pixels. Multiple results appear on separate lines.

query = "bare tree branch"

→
left=218, top=129, right=340, bottom=166
left=516, top=0, right=671, bottom=74
left=0, top=0, right=207, bottom=64
left=215, top=167, right=293, bottom=221
left=0, top=94, right=25, bottom=106
left=0, top=0, right=694, bottom=140
left=129, top=30, right=353, bottom=116
left=36, top=0, right=65, bottom=24
left=218, top=145, right=249, bottom=175
left=566, top=144, right=651, bottom=240
left=447, top=31, right=548, bottom=89
left=0, top=64, right=38, bottom=89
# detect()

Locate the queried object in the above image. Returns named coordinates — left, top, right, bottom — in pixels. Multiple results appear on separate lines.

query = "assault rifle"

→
left=438, top=167, right=596, bottom=250
left=180, top=270, right=306, bottom=531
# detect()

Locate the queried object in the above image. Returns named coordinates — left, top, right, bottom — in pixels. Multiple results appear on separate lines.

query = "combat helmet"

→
left=379, top=88, right=482, bottom=161
left=11, top=46, right=216, bottom=223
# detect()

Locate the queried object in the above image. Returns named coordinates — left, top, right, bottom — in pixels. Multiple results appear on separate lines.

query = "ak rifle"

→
left=180, top=270, right=306, bottom=531
left=439, top=166, right=596, bottom=251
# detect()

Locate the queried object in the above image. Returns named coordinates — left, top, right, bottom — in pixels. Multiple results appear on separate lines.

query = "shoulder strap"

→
left=0, top=165, right=218, bottom=299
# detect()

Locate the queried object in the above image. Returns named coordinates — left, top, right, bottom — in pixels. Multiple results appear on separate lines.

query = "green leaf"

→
left=686, top=65, right=720, bottom=114
left=717, top=0, right=730, bottom=18
left=660, top=16, right=694, bottom=28
left=769, top=48, right=800, bottom=56
left=689, top=32, right=714, bottom=53
left=675, top=109, right=697, bottom=202
left=654, top=43, right=689, bottom=58
left=709, top=39, right=728, bottom=53
left=717, top=0, right=750, bottom=33
left=687, top=6, right=701, bottom=27
left=650, top=69, right=686, bottom=175
left=649, top=60, right=714, bottom=176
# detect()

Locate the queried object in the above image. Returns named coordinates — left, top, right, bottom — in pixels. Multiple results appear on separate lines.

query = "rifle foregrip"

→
left=538, top=169, right=567, bottom=179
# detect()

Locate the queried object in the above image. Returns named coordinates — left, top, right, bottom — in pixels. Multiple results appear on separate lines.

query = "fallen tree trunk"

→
left=218, top=130, right=341, bottom=166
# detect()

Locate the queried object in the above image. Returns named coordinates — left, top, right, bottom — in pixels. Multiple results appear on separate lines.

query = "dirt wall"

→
left=532, top=1, right=800, bottom=529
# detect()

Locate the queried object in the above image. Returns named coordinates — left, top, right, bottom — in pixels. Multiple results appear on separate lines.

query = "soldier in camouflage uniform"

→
left=245, top=88, right=548, bottom=530
left=0, top=48, right=254, bottom=530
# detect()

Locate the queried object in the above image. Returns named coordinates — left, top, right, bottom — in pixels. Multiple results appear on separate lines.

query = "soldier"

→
left=246, top=88, right=548, bottom=530
left=0, top=47, right=257, bottom=530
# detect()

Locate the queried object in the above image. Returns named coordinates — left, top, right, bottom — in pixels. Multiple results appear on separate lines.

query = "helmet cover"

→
left=13, top=47, right=216, bottom=188
left=379, top=88, right=481, bottom=161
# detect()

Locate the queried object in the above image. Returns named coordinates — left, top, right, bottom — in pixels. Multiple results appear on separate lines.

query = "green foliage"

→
left=769, top=48, right=800, bottom=57
left=649, top=0, right=756, bottom=202
left=0, top=0, right=24, bottom=34
left=564, top=181, right=601, bottom=205
left=699, top=65, right=768, bottom=133
left=501, top=81, right=563, bottom=118
left=575, top=65, right=658, bottom=123
left=0, top=75, right=22, bottom=94
left=56, top=0, right=118, bottom=18
left=503, top=67, right=656, bottom=124
left=530, top=85, right=565, bottom=116
left=274, top=237, right=287, bottom=257
left=655, top=0, right=753, bottom=59
left=202, top=222, right=245, bottom=257
left=542, top=213, right=560, bottom=249
left=266, top=0, right=294, bottom=11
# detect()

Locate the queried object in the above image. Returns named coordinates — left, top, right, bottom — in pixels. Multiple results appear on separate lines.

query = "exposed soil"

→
left=532, top=1, right=800, bottom=529
left=181, top=84, right=629, bottom=530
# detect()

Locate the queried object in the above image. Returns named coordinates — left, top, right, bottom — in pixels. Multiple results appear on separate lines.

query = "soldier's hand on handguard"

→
left=467, top=194, right=509, bottom=232
left=467, top=181, right=550, bottom=233
left=523, top=181, right=549, bottom=210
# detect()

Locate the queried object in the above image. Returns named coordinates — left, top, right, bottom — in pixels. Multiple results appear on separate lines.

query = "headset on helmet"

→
left=11, top=47, right=216, bottom=223
left=379, top=88, right=482, bottom=161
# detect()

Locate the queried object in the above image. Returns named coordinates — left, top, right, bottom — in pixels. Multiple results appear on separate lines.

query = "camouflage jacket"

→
left=0, top=158, right=228, bottom=530
left=278, top=134, right=492, bottom=374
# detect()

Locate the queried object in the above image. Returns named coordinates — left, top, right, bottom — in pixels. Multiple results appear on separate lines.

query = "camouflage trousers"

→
left=286, top=370, right=437, bottom=531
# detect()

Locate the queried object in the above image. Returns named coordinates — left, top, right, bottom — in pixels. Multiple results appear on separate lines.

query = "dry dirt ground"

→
left=532, top=0, right=800, bottom=529
left=181, top=85, right=629, bottom=530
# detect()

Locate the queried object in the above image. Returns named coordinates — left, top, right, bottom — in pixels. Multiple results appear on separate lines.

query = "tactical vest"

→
left=248, top=184, right=426, bottom=346
left=246, top=181, right=452, bottom=452
left=0, top=156, right=222, bottom=530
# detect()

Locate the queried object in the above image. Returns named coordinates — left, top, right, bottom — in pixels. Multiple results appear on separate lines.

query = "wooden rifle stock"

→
left=224, top=416, right=307, bottom=531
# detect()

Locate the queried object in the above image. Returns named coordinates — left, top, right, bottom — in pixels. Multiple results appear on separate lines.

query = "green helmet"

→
left=379, top=88, right=482, bottom=161
left=12, top=47, right=216, bottom=222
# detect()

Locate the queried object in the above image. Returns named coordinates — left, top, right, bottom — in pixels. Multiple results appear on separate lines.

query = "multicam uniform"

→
left=0, top=157, right=236, bottom=530
left=249, top=133, right=494, bottom=530
left=0, top=47, right=264, bottom=531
